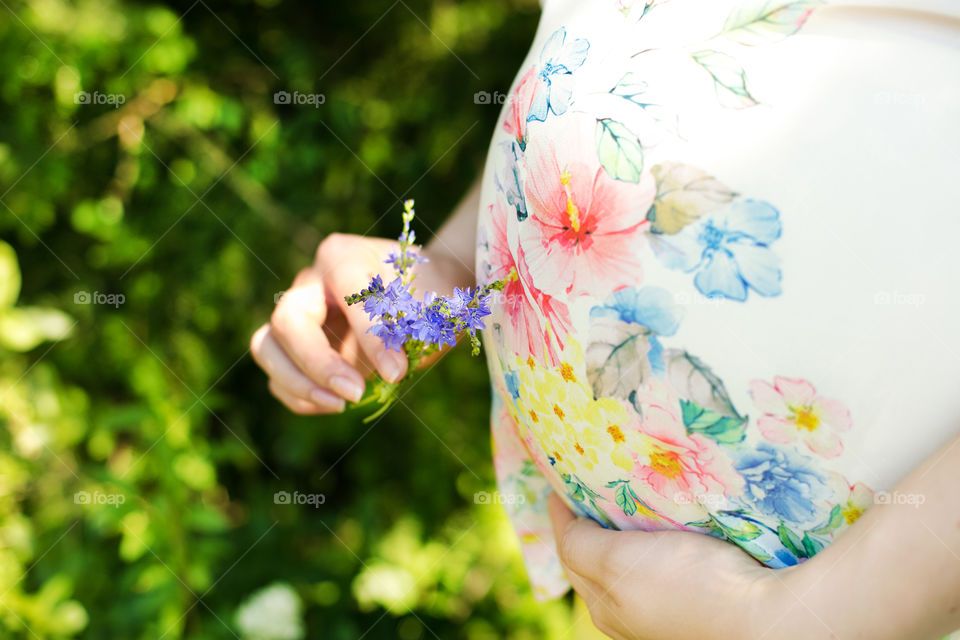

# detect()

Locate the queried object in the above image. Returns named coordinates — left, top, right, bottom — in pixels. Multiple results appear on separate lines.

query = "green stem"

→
left=348, top=354, right=428, bottom=423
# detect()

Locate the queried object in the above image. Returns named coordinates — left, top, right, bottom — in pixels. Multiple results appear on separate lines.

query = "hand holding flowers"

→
left=345, top=200, right=503, bottom=420
left=250, top=197, right=498, bottom=418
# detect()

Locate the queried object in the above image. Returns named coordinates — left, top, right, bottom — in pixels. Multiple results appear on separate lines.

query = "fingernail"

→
left=329, top=375, right=364, bottom=403
left=377, top=352, right=405, bottom=383
left=311, top=388, right=345, bottom=412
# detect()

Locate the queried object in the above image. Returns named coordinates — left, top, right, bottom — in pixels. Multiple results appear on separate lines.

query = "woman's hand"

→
left=251, top=230, right=472, bottom=414
left=251, top=182, right=480, bottom=415
left=546, top=494, right=781, bottom=640
left=250, top=233, right=408, bottom=414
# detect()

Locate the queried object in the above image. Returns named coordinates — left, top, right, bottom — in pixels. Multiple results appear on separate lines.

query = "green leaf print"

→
left=808, top=504, right=844, bottom=536
left=721, top=0, right=823, bottom=46
left=609, top=481, right=638, bottom=517
left=777, top=522, right=807, bottom=557
left=664, top=350, right=745, bottom=423
left=801, top=532, right=825, bottom=557
left=714, top=515, right=763, bottom=543
left=708, top=512, right=775, bottom=563
left=690, top=49, right=759, bottom=109
left=596, top=118, right=644, bottom=182
left=609, top=73, right=681, bottom=137
left=564, top=473, right=618, bottom=529
left=647, top=162, right=736, bottom=235
left=680, top=399, right=747, bottom=444
left=611, top=72, right=649, bottom=103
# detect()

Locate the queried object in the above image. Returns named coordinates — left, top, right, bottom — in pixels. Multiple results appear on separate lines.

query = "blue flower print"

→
left=496, top=140, right=528, bottom=221
left=588, top=286, right=681, bottom=378
left=733, top=442, right=830, bottom=526
left=651, top=199, right=782, bottom=301
left=528, top=27, right=590, bottom=123
left=504, top=370, right=521, bottom=400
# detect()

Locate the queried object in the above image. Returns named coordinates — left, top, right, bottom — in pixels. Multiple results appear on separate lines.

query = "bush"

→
left=0, top=0, right=585, bottom=637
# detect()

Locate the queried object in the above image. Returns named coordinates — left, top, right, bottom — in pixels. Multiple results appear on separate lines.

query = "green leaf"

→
left=691, top=49, right=758, bottom=109
left=665, top=350, right=744, bottom=421
left=777, top=523, right=807, bottom=558
left=0, top=241, right=20, bottom=309
left=648, top=162, right=736, bottom=235
left=596, top=118, right=644, bottom=182
left=722, top=0, right=823, bottom=46
left=680, top=399, right=747, bottom=444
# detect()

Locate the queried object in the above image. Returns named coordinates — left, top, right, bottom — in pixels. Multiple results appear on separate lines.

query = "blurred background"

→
left=0, top=0, right=598, bottom=637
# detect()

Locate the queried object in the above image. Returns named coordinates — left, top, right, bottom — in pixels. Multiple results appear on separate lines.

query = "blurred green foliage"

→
left=0, top=0, right=593, bottom=637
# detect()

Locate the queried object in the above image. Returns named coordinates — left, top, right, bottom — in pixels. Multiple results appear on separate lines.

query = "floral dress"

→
left=474, top=0, right=960, bottom=606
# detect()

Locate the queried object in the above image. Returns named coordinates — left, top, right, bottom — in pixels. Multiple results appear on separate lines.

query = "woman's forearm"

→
left=421, top=176, right=482, bottom=289
left=765, top=431, right=960, bottom=640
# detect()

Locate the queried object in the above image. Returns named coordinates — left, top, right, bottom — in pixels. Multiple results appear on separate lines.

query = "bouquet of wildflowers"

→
left=345, top=200, right=503, bottom=422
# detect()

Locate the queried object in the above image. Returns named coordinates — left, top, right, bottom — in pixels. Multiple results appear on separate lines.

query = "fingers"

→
left=548, top=494, right=629, bottom=638
left=268, top=379, right=343, bottom=415
left=251, top=325, right=347, bottom=413
left=316, top=235, right=408, bottom=383
left=269, top=267, right=366, bottom=402
left=548, top=493, right=619, bottom=585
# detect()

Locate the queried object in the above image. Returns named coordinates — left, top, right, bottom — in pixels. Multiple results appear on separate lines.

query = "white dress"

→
left=474, top=0, right=960, bottom=621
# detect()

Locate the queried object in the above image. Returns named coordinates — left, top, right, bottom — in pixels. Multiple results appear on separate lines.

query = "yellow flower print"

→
left=509, top=339, right=635, bottom=474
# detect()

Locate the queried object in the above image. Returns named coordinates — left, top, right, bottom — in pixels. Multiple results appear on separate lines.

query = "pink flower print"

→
left=488, top=201, right=572, bottom=366
left=503, top=66, right=539, bottom=150
left=628, top=381, right=744, bottom=506
left=520, top=115, right=654, bottom=298
left=750, top=376, right=852, bottom=459
left=632, top=403, right=745, bottom=504
left=826, top=472, right=874, bottom=526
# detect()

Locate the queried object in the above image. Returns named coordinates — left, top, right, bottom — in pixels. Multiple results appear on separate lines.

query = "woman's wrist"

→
left=419, top=243, right=475, bottom=291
